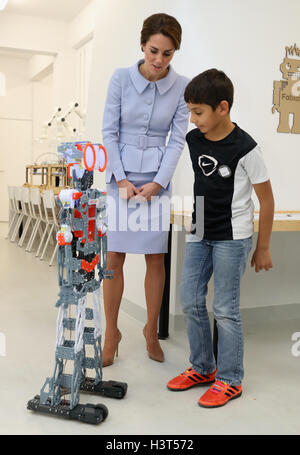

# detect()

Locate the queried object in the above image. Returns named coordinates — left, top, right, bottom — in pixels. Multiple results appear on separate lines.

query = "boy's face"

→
left=187, top=102, right=222, bottom=135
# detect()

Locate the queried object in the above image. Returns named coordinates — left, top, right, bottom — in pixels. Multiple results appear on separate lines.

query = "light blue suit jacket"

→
left=102, top=60, right=190, bottom=189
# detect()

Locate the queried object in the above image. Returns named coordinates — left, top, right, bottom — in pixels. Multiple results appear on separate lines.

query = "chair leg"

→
left=40, top=224, right=54, bottom=261
left=6, top=213, right=18, bottom=240
left=49, top=243, right=58, bottom=266
left=36, top=223, right=49, bottom=257
left=38, top=225, right=44, bottom=239
left=49, top=227, right=55, bottom=246
left=26, top=219, right=39, bottom=252
left=18, top=216, right=32, bottom=247
left=10, top=214, right=24, bottom=242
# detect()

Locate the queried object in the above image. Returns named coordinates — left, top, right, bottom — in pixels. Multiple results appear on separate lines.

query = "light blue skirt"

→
left=106, top=172, right=171, bottom=254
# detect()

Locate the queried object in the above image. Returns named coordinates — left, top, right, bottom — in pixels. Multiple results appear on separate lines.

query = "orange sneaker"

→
left=167, top=368, right=216, bottom=391
left=198, top=380, right=242, bottom=408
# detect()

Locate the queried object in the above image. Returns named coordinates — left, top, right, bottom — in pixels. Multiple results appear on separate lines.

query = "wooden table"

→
left=24, top=163, right=70, bottom=195
left=171, top=210, right=300, bottom=233
left=158, top=211, right=300, bottom=341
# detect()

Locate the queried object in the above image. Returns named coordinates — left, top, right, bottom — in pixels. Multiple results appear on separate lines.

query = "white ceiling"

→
left=4, top=0, right=93, bottom=22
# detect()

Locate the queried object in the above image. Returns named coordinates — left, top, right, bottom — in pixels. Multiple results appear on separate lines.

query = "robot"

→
left=272, top=43, right=300, bottom=134
left=27, top=141, right=127, bottom=425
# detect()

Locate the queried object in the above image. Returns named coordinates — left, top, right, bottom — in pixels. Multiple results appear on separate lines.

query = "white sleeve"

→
left=240, top=145, right=269, bottom=184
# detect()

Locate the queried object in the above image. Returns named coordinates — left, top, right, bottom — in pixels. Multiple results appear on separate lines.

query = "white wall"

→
left=29, top=55, right=53, bottom=81
left=74, top=39, right=94, bottom=130
left=67, top=0, right=96, bottom=49
left=85, top=0, right=300, bottom=320
left=32, top=72, right=54, bottom=163
left=0, top=55, right=33, bottom=221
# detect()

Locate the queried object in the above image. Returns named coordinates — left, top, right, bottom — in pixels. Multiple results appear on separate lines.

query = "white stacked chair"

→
left=36, top=190, right=59, bottom=266
left=25, top=188, right=46, bottom=253
left=18, top=187, right=34, bottom=247
left=10, top=186, right=25, bottom=243
left=6, top=186, right=19, bottom=240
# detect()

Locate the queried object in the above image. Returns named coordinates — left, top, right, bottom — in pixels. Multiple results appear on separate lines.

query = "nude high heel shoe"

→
left=143, top=325, right=164, bottom=363
left=102, top=329, right=122, bottom=367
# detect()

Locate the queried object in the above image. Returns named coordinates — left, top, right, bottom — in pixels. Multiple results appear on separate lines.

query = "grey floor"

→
left=0, top=222, right=299, bottom=435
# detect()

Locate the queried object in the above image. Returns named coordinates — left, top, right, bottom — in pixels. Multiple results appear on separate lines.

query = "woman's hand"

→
left=117, top=179, right=140, bottom=200
left=134, top=182, right=162, bottom=202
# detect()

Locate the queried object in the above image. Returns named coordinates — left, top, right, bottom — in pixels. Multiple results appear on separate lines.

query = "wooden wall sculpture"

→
left=272, top=44, right=300, bottom=133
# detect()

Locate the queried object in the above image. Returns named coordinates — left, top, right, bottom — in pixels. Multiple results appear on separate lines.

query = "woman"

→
left=102, top=13, right=189, bottom=366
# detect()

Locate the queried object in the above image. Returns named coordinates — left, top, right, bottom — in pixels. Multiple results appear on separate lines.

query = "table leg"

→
left=18, top=202, right=23, bottom=238
left=158, top=225, right=172, bottom=340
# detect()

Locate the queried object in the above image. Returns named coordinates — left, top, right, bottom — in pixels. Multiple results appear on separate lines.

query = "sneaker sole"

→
left=198, top=390, right=242, bottom=408
left=167, top=379, right=215, bottom=392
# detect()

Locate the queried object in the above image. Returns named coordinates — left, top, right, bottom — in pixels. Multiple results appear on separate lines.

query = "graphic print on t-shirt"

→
left=198, top=155, right=233, bottom=179
left=198, top=154, right=218, bottom=176
left=218, top=165, right=232, bottom=178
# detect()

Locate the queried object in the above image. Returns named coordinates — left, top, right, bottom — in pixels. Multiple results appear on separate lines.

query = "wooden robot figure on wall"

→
left=272, top=44, right=300, bottom=134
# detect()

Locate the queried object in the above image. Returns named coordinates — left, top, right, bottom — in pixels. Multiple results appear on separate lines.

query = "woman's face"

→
left=141, top=33, right=175, bottom=80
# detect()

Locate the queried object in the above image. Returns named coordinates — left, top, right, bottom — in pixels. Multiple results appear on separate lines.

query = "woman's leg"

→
left=102, top=251, right=126, bottom=366
left=144, top=253, right=165, bottom=336
left=144, top=253, right=165, bottom=361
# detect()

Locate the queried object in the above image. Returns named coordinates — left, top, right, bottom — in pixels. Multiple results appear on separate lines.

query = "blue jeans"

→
left=180, top=237, right=252, bottom=386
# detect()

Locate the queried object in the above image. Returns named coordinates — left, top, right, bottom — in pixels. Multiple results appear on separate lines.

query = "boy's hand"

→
left=251, top=247, right=273, bottom=272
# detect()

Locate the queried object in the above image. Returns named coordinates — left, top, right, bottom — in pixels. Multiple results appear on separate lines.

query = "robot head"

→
left=81, top=143, right=107, bottom=173
left=280, top=44, right=300, bottom=80
left=280, top=57, right=300, bottom=80
left=58, top=141, right=107, bottom=190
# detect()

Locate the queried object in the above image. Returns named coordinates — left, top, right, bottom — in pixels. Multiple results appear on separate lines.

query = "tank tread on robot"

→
left=27, top=141, right=127, bottom=425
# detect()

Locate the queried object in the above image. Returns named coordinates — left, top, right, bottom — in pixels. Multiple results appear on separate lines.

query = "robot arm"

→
left=272, top=81, right=282, bottom=112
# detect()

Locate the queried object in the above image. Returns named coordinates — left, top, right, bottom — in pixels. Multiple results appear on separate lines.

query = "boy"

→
left=167, top=69, right=274, bottom=408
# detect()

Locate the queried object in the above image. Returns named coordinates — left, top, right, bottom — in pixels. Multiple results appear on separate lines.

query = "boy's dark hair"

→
left=184, top=69, right=234, bottom=111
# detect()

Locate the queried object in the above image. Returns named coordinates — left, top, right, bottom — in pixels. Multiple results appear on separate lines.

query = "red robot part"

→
left=57, top=233, right=71, bottom=246
left=81, top=254, right=99, bottom=273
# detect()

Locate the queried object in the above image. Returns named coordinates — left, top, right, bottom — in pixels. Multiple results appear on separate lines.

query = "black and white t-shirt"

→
left=187, top=124, right=269, bottom=240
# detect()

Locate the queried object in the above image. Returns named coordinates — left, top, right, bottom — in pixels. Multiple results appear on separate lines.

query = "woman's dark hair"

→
left=140, top=13, right=182, bottom=50
left=184, top=69, right=234, bottom=111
